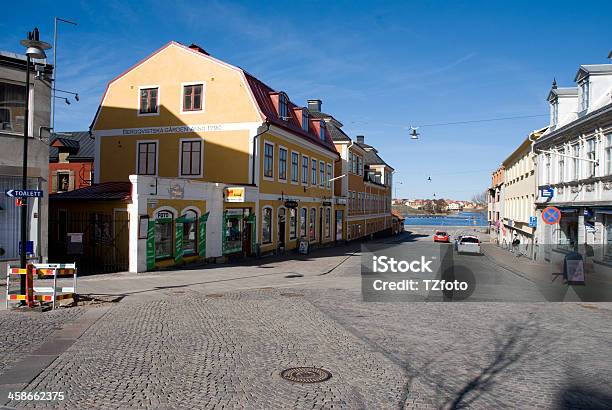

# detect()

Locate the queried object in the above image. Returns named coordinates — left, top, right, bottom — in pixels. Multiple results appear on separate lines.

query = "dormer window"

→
left=302, top=111, right=309, bottom=132
left=551, top=100, right=558, bottom=125
left=579, top=80, right=589, bottom=112
left=279, top=93, right=288, bottom=120
left=319, top=120, right=326, bottom=141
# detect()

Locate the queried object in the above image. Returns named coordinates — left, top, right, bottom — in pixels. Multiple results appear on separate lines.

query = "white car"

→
left=456, top=236, right=481, bottom=254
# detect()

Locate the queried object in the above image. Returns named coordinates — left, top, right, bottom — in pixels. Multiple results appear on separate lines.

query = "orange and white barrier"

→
left=5, top=263, right=77, bottom=310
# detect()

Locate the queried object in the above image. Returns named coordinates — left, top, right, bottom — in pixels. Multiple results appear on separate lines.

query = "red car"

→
left=433, top=231, right=450, bottom=243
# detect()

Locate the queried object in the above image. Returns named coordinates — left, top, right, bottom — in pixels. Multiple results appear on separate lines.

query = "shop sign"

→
left=298, top=238, right=309, bottom=255
left=585, top=221, right=596, bottom=233
left=284, top=200, right=298, bottom=209
left=225, top=187, right=245, bottom=203
left=322, top=201, right=332, bottom=207
left=156, top=210, right=172, bottom=220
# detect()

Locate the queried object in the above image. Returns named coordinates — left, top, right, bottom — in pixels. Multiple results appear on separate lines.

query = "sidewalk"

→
left=482, top=242, right=612, bottom=301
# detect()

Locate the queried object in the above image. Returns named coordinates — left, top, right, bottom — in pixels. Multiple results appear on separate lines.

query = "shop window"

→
left=289, top=208, right=297, bottom=239
left=180, top=140, right=202, bottom=176
left=279, top=147, right=287, bottom=180
left=264, top=143, right=274, bottom=178
left=0, top=82, right=26, bottom=133
left=182, top=209, right=198, bottom=255
left=155, top=210, right=174, bottom=259
left=262, top=207, right=272, bottom=244
left=137, top=141, right=157, bottom=175
left=139, top=87, right=158, bottom=114
left=309, top=208, right=316, bottom=241
left=225, top=209, right=245, bottom=254
left=300, top=207, right=307, bottom=238
left=183, top=84, right=203, bottom=111
left=325, top=208, right=331, bottom=238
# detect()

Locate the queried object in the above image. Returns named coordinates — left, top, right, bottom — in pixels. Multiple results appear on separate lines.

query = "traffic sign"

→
left=529, top=216, right=537, bottom=228
left=542, top=206, right=561, bottom=225
left=5, top=189, right=43, bottom=198
left=540, top=187, right=554, bottom=198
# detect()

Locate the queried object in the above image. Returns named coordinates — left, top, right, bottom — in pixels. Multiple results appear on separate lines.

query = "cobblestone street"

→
left=1, top=233, right=611, bottom=409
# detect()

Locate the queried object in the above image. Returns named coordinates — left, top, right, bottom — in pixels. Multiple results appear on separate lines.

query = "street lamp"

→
left=19, top=28, right=51, bottom=294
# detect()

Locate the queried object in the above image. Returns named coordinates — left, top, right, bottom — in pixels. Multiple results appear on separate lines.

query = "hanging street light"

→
left=18, top=28, right=51, bottom=296
left=409, top=126, right=420, bottom=140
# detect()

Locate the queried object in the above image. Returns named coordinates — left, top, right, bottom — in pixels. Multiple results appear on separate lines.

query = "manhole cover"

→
left=280, top=367, right=332, bottom=383
left=280, top=293, right=303, bottom=297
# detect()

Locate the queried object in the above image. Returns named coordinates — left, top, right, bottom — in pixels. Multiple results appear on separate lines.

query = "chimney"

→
left=307, top=99, right=322, bottom=112
left=356, top=135, right=365, bottom=144
left=189, top=43, right=210, bottom=56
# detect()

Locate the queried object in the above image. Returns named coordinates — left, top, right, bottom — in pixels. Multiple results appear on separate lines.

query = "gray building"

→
left=0, top=50, right=53, bottom=271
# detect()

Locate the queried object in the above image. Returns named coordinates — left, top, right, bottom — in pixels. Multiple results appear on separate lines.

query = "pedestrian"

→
left=512, top=234, right=520, bottom=254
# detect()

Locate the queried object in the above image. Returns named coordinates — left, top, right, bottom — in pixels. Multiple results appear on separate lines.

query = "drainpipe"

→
left=251, top=121, right=270, bottom=186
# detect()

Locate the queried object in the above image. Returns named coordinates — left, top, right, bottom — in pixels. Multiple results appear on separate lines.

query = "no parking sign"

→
left=542, top=206, right=561, bottom=225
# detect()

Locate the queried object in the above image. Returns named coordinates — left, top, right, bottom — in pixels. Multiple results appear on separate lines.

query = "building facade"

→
left=0, top=50, right=52, bottom=271
left=534, top=58, right=612, bottom=263
left=500, top=128, right=546, bottom=257
left=487, top=166, right=505, bottom=242
left=53, top=41, right=342, bottom=272
left=49, top=131, right=94, bottom=193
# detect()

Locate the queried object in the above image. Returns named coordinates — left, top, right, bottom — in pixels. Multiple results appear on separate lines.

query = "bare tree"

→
left=472, top=191, right=487, bottom=205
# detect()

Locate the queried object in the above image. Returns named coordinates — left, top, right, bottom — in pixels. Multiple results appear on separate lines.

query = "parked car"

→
left=456, top=235, right=481, bottom=254
left=433, top=231, right=450, bottom=243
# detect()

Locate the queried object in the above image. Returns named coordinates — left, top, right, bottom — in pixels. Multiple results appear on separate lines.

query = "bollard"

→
left=25, top=264, right=34, bottom=308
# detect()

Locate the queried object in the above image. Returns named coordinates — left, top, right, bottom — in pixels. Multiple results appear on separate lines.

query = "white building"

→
left=534, top=55, right=612, bottom=262
left=501, top=127, right=547, bottom=257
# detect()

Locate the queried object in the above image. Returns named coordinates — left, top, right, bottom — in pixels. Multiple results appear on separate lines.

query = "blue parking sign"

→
left=529, top=216, right=537, bottom=228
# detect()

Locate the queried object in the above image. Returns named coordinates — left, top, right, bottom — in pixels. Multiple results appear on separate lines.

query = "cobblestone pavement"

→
left=1, top=232, right=611, bottom=409
left=0, top=308, right=84, bottom=376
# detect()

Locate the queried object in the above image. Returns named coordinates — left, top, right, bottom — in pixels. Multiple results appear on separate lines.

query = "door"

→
left=278, top=208, right=286, bottom=249
left=319, top=207, right=323, bottom=244
left=336, top=210, right=344, bottom=241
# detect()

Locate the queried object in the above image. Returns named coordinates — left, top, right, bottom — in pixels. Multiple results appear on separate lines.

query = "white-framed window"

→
left=572, top=144, right=580, bottom=180
left=137, top=140, right=158, bottom=175
left=0, top=81, right=26, bottom=134
left=138, top=86, right=159, bottom=115
left=279, top=93, right=288, bottom=120
left=311, top=158, right=317, bottom=185
left=289, top=208, right=297, bottom=240
left=300, top=207, right=307, bottom=238
left=558, top=155, right=564, bottom=183
left=357, top=156, right=363, bottom=176
left=182, top=83, right=204, bottom=112
left=301, top=155, right=308, bottom=185
left=587, top=139, right=596, bottom=178
left=544, top=154, right=551, bottom=184
left=551, top=101, right=558, bottom=125
left=606, top=134, right=612, bottom=175
left=262, top=206, right=273, bottom=244
left=291, top=151, right=299, bottom=183
left=278, top=147, right=288, bottom=181
left=579, top=80, right=590, bottom=112
left=319, top=161, right=325, bottom=187
left=302, top=111, right=309, bottom=132
left=326, top=163, right=332, bottom=189
left=263, top=142, right=274, bottom=179
left=179, top=139, right=202, bottom=177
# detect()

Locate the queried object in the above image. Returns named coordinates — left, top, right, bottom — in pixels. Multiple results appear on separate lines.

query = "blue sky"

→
left=2, top=1, right=611, bottom=200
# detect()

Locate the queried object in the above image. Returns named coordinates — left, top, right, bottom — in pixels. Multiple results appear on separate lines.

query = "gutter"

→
left=251, top=121, right=270, bottom=185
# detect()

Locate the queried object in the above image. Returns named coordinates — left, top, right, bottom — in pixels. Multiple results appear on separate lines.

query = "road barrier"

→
left=5, top=263, right=77, bottom=310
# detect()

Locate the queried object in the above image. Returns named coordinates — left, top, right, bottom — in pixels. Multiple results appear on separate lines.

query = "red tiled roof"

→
left=243, top=73, right=339, bottom=157
left=49, top=182, right=131, bottom=201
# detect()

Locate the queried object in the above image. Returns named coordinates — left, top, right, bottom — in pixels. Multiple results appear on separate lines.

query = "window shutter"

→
left=68, top=171, right=75, bottom=191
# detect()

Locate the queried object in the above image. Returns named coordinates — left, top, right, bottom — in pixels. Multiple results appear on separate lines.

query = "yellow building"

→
left=53, top=41, right=341, bottom=272
left=308, top=101, right=394, bottom=239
